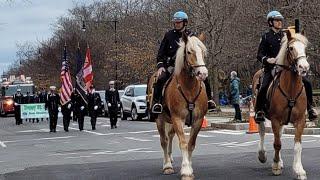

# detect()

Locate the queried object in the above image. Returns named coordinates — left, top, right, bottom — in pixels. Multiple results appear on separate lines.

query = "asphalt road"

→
left=1, top=115, right=320, bottom=180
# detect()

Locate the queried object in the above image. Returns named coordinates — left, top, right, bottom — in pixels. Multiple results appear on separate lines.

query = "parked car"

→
left=120, top=84, right=147, bottom=121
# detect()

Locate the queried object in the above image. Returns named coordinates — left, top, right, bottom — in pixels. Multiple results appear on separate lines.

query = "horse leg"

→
left=271, top=121, right=283, bottom=176
left=167, top=123, right=175, bottom=164
left=258, top=122, right=267, bottom=163
left=172, top=117, right=193, bottom=179
left=188, top=119, right=202, bottom=168
left=156, top=119, right=174, bottom=174
left=293, top=120, right=307, bottom=180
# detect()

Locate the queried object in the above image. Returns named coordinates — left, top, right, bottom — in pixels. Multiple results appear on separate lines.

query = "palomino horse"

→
left=253, top=30, right=309, bottom=180
left=148, top=33, right=208, bottom=180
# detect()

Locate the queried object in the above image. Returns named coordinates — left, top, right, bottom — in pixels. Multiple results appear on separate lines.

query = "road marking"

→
left=0, top=141, right=7, bottom=148
left=17, top=129, right=48, bottom=133
left=3, top=136, right=75, bottom=143
left=200, top=141, right=230, bottom=146
left=124, top=137, right=152, bottom=142
left=208, top=130, right=245, bottom=135
left=66, top=156, right=92, bottom=159
left=92, top=148, right=158, bottom=155
left=0, top=161, right=4, bottom=163
left=48, top=152, right=79, bottom=156
left=101, top=125, right=111, bottom=127
left=56, top=125, right=106, bottom=135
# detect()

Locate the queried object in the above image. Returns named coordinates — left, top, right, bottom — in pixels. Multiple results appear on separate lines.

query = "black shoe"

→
left=114, top=125, right=117, bottom=128
left=64, top=129, right=69, bottom=132
left=152, top=103, right=163, bottom=114
left=208, top=100, right=216, bottom=111
left=255, top=111, right=265, bottom=124
left=92, top=127, right=96, bottom=130
left=53, top=129, right=56, bottom=133
left=308, top=108, right=318, bottom=121
left=50, top=129, right=53, bottom=132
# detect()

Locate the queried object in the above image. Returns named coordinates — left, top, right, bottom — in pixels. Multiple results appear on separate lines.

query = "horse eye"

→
left=187, top=51, right=191, bottom=54
left=289, top=47, right=294, bottom=51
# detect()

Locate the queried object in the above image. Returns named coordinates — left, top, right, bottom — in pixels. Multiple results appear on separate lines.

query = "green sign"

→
left=21, top=103, right=64, bottom=119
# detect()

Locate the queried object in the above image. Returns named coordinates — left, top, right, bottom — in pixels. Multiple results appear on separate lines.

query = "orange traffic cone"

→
left=201, top=116, right=208, bottom=128
left=247, top=101, right=259, bottom=134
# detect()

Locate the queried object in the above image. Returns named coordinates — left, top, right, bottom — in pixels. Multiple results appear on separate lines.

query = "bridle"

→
left=183, top=45, right=206, bottom=77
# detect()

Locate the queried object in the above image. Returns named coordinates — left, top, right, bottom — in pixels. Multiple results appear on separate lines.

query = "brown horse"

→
left=253, top=30, right=309, bottom=180
left=148, top=33, right=208, bottom=180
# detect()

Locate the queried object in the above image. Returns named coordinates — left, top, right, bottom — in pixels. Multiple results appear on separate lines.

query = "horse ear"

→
left=182, top=31, right=188, bottom=44
left=198, top=32, right=205, bottom=42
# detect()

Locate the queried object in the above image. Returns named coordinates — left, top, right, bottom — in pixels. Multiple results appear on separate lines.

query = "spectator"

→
left=230, top=71, right=242, bottom=122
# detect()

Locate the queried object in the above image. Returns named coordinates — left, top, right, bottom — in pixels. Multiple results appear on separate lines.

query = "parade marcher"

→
left=152, top=10, right=216, bottom=114
left=105, top=81, right=120, bottom=129
left=33, top=91, right=40, bottom=123
left=71, top=90, right=86, bottom=131
left=38, top=88, right=48, bottom=121
left=87, top=85, right=102, bottom=130
left=255, top=10, right=318, bottom=123
left=61, top=100, right=72, bottom=132
left=13, top=89, right=24, bottom=125
left=229, top=71, right=242, bottom=122
left=45, top=86, right=60, bottom=132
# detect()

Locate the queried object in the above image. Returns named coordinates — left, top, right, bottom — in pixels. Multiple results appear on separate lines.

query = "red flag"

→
left=60, top=45, right=73, bottom=105
left=83, top=47, right=93, bottom=92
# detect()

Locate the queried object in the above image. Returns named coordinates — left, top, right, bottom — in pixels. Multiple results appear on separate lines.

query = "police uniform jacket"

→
left=157, top=29, right=194, bottom=69
left=45, top=92, right=60, bottom=114
left=257, top=29, right=284, bottom=72
left=88, top=92, right=102, bottom=115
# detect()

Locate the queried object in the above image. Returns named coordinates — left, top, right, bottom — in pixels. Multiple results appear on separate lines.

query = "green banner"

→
left=20, top=103, right=65, bottom=119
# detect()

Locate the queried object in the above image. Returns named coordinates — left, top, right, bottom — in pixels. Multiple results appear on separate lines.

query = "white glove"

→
left=67, top=104, right=71, bottom=109
left=108, top=103, right=111, bottom=107
left=14, top=103, right=18, bottom=106
left=117, top=104, right=120, bottom=108
left=80, top=106, right=85, bottom=110
left=94, top=105, right=98, bottom=110
left=101, top=102, right=104, bottom=105
left=157, top=67, right=165, bottom=76
left=267, top=58, right=277, bottom=64
left=58, top=107, right=61, bottom=111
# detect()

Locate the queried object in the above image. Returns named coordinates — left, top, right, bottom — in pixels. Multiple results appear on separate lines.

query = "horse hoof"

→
left=258, top=151, right=267, bottom=163
left=272, top=168, right=282, bottom=176
left=163, top=168, right=174, bottom=175
left=181, top=174, right=194, bottom=180
left=296, top=174, right=307, bottom=180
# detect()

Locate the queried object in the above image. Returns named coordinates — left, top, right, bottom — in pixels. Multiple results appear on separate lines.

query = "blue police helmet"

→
left=267, top=11, right=284, bottom=21
left=172, top=11, right=188, bottom=22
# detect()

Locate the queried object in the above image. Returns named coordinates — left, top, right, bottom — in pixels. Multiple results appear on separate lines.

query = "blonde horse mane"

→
left=174, top=36, right=207, bottom=75
left=276, top=33, right=308, bottom=65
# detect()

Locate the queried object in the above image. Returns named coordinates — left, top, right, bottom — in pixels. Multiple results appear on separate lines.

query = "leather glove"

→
left=80, top=106, right=85, bottom=110
left=157, top=67, right=165, bottom=77
left=267, top=58, right=277, bottom=64
left=94, top=105, right=98, bottom=110
left=108, top=103, right=111, bottom=107
left=67, top=104, right=71, bottom=109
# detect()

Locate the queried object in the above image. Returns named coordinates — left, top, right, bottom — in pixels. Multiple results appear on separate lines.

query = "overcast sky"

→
left=0, top=0, right=90, bottom=75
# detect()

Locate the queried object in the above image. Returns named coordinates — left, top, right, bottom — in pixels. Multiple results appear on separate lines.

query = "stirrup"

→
left=208, top=100, right=216, bottom=111
left=255, top=111, right=265, bottom=123
left=152, top=103, right=163, bottom=114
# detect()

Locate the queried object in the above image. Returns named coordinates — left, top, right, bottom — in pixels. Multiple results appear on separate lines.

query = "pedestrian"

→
left=105, top=81, right=120, bottom=129
left=230, top=71, right=242, bottom=122
left=45, top=86, right=60, bottom=133
left=87, top=85, right=102, bottom=130
left=38, top=88, right=48, bottom=121
left=255, top=10, right=317, bottom=123
left=61, top=100, right=72, bottom=132
left=13, top=89, right=23, bottom=125
left=71, top=90, right=86, bottom=131
left=151, top=10, right=216, bottom=114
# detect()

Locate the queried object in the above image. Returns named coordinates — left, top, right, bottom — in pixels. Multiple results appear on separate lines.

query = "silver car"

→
left=120, top=84, right=147, bottom=121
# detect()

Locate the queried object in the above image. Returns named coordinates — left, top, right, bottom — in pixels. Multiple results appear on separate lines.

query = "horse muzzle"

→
left=195, top=67, right=208, bottom=81
left=297, top=59, right=309, bottom=76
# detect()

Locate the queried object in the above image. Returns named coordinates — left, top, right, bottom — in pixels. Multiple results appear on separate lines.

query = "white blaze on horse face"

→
left=294, top=41, right=309, bottom=76
left=194, top=46, right=208, bottom=81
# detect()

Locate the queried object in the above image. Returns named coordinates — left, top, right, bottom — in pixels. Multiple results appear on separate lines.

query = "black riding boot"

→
left=152, top=82, right=163, bottom=114
left=254, top=91, right=266, bottom=124
left=204, top=78, right=216, bottom=111
left=303, top=77, right=318, bottom=121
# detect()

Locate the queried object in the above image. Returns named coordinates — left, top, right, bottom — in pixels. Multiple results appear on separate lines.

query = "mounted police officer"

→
left=152, top=10, right=216, bottom=114
left=255, top=10, right=318, bottom=123
left=71, top=89, right=86, bottom=131
left=105, top=81, right=120, bottom=129
left=88, top=85, right=102, bottom=130
left=45, top=86, right=60, bottom=132
left=13, top=89, right=23, bottom=125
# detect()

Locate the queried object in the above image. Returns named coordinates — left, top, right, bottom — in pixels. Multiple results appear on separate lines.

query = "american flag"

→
left=83, top=47, right=93, bottom=92
left=60, top=44, right=73, bottom=105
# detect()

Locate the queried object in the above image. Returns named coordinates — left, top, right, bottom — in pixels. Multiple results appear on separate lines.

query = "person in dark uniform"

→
left=45, top=86, right=60, bottom=132
left=255, top=10, right=318, bottom=123
left=71, top=90, right=86, bottom=131
left=87, top=85, right=102, bottom=130
left=38, top=88, right=48, bottom=121
left=24, top=91, right=35, bottom=123
left=61, top=100, right=72, bottom=132
left=105, top=81, right=120, bottom=129
left=152, top=10, right=216, bottom=113
left=13, top=89, right=24, bottom=125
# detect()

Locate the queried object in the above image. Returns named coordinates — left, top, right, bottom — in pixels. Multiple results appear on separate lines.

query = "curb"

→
left=210, top=122, right=320, bottom=135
